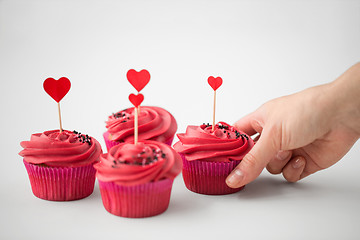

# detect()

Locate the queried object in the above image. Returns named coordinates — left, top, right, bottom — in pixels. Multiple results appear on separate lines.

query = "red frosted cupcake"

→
left=103, top=106, right=177, bottom=151
left=173, top=122, right=254, bottom=195
left=94, top=140, right=182, bottom=218
left=19, top=130, right=102, bottom=201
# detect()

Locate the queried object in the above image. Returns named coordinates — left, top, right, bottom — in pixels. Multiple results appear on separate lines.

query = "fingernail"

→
left=276, top=150, right=290, bottom=161
left=292, top=158, right=304, bottom=169
left=226, top=169, right=244, bottom=187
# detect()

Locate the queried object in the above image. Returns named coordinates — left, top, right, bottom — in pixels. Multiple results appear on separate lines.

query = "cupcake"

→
left=173, top=122, right=254, bottom=195
left=94, top=140, right=182, bottom=218
left=19, top=130, right=102, bottom=201
left=103, top=106, right=177, bottom=151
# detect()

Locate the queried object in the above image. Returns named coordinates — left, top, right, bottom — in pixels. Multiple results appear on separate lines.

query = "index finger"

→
left=233, top=111, right=263, bottom=136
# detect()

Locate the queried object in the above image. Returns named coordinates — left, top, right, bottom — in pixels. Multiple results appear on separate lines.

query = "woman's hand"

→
left=226, top=63, right=360, bottom=188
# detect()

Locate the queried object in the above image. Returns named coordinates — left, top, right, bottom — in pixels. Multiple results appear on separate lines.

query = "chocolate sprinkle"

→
left=113, top=111, right=127, bottom=119
left=73, top=130, right=92, bottom=145
left=111, top=148, right=167, bottom=168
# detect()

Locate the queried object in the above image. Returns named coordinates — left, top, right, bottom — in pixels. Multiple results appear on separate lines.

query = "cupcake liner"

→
left=180, top=154, right=244, bottom=195
left=164, top=136, right=174, bottom=146
left=98, top=178, right=173, bottom=218
left=103, top=131, right=120, bottom=151
left=23, top=160, right=96, bottom=201
left=103, top=131, right=174, bottom=151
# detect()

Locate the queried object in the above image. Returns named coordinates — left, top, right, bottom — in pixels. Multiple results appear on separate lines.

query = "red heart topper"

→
left=129, top=93, right=144, bottom=108
left=127, top=69, right=150, bottom=92
left=43, top=77, right=71, bottom=103
left=208, top=76, right=223, bottom=91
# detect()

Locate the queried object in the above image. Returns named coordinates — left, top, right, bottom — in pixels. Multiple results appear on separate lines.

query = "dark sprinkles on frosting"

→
left=73, top=130, right=92, bottom=145
left=200, top=123, right=249, bottom=140
left=112, top=111, right=130, bottom=123
left=111, top=147, right=167, bottom=168
left=113, top=112, right=126, bottom=119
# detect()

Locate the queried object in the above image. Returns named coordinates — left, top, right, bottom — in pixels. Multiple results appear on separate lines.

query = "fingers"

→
left=226, top=128, right=278, bottom=188
left=282, top=156, right=306, bottom=182
left=266, top=150, right=292, bottom=174
left=233, top=112, right=262, bottom=136
left=267, top=152, right=307, bottom=183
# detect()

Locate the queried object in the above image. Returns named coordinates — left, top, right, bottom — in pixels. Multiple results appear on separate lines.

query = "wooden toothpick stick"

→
left=207, top=76, right=223, bottom=132
left=58, top=102, right=63, bottom=133
left=43, top=77, right=71, bottom=134
left=134, top=106, right=139, bottom=144
left=212, top=90, right=216, bottom=132
left=129, top=93, right=144, bottom=145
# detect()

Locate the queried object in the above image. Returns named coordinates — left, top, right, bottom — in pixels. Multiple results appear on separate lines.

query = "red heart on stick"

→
left=43, top=77, right=71, bottom=102
left=208, top=76, right=223, bottom=91
left=127, top=69, right=150, bottom=92
left=129, top=93, right=144, bottom=108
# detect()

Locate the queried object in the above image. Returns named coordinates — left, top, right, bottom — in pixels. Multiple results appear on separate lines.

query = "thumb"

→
left=226, top=128, right=278, bottom=188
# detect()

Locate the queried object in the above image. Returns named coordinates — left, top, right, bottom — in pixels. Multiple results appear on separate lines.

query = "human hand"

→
left=226, top=63, right=360, bottom=188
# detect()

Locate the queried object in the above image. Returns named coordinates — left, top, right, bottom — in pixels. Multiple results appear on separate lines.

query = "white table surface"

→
left=1, top=0, right=359, bottom=239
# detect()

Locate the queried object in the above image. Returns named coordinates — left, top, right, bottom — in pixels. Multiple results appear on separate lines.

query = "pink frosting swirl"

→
left=19, top=130, right=102, bottom=167
left=105, top=106, right=177, bottom=143
left=94, top=141, right=182, bottom=186
left=173, top=122, right=254, bottom=162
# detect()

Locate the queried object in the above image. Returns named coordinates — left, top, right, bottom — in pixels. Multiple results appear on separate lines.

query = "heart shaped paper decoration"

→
left=127, top=69, right=150, bottom=92
left=129, top=93, right=144, bottom=108
left=208, top=76, right=223, bottom=91
left=43, top=77, right=71, bottom=102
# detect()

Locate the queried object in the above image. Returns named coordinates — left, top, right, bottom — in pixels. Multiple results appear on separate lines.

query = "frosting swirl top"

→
left=94, top=141, right=182, bottom=186
left=105, top=106, right=177, bottom=143
left=19, top=130, right=102, bottom=167
left=173, top=122, right=254, bottom=162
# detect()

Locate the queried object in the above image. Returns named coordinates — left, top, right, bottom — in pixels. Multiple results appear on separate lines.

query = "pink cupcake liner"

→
left=23, top=160, right=96, bottom=201
left=103, top=131, right=174, bottom=151
left=180, top=154, right=244, bottom=195
left=98, top=178, right=173, bottom=218
left=165, top=137, right=174, bottom=146
left=103, top=131, right=120, bottom=151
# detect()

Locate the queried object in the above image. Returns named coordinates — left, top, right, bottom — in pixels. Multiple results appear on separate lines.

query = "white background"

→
left=1, top=0, right=360, bottom=239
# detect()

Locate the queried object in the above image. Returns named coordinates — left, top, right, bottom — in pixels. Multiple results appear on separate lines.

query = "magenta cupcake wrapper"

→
left=98, top=178, right=173, bottom=218
left=180, top=154, right=244, bottom=195
left=103, top=131, right=174, bottom=151
left=103, top=131, right=120, bottom=151
left=165, top=137, right=174, bottom=146
left=23, top=160, right=96, bottom=201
